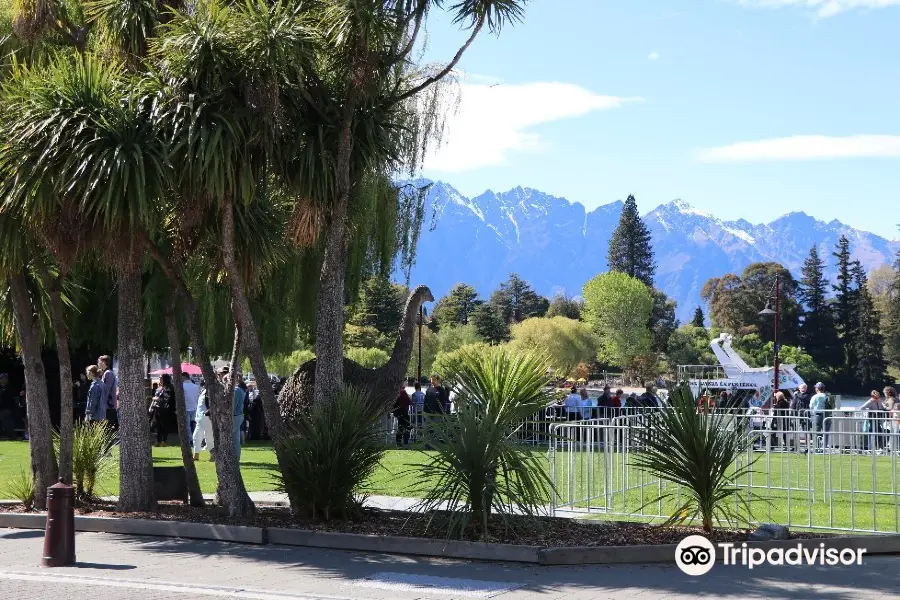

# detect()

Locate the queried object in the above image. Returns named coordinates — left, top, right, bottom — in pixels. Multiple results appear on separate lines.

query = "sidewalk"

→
left=2, top=528, right=900, bottom=599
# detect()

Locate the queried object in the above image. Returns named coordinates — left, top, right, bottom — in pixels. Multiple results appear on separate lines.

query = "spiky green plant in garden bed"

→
left=54, top=420, right=117, bottom=503
left=415, top=346, right=557, bottom=539
left=631, top=383, right=762, bottom=532
left=274, top=386, right=386, bottom=520
left=4, top=468, right=34, bottom=511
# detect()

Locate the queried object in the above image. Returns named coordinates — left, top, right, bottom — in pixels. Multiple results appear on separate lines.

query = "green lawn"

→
left=0, top=440, right=428, bottom=499
left=5, top=438, right=900, bottom=533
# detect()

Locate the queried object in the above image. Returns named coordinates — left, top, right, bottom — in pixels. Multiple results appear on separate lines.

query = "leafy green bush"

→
left=631, top=382, right=759, bottom=532
left=55, top=420, right=117, bottom=502
left=4, top=469, right=35, bottom=511
left=416, top=345, right=556, bottom=539
left=345, top=346, right=390, bottom=368
left=274, top=386, right=386, bottom=520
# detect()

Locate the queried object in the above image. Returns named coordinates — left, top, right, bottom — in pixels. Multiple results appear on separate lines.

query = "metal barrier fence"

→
left=549, top=408, right=900, bottom=534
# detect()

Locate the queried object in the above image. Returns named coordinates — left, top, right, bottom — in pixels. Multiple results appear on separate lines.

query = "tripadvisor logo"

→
left=675, top=535, right=866, bottom=575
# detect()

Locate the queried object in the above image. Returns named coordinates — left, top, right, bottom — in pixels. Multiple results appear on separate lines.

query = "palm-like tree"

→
left=275, top=0, right=529, bottom=407
left=0, top=54, right=170, bottom=511
left=0, top=215, right=59, bottom=508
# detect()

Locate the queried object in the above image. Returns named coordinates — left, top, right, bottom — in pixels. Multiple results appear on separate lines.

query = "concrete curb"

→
left=3, top=511, right=900, bottom=565
left=267, top=527, right=541, bottom=563
left=0, top=513, right=264, bottom=545
left=537, top=535, right=900, bottom=565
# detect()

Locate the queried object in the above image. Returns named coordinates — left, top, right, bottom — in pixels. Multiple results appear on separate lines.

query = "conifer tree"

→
left=798, top=245, right=841, bottom=370
left=885, top=251, right=900, bottom=370
left=432, top=283, right=482, bottom=328
left=853, top=268, right=888, bottom=389
left=607, top=194, right=655, bottom=288
left=832, top=236, right=858, bottom=382
left=691, top=306, right=705, bottom=328
left=490, top=274, right=549, bottom=324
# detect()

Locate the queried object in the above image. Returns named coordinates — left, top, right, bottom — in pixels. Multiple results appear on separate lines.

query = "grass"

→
left=6, top=438, right=900, bottom=533
left=0, top=440, right=430, bottom=499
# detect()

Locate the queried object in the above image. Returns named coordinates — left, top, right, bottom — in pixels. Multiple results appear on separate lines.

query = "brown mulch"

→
left=3, top=501, right=831, bottom=547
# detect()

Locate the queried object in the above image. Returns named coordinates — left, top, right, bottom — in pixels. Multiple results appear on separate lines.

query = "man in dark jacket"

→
left=597, top=385, right=613, bottom=418
left=790, top=383, right=812, bottom=431
left=638, top=385, right=659, bottom=408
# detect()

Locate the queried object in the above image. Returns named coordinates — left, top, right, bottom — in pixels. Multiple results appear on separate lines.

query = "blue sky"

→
left=418, top=0, right=900, bottom=239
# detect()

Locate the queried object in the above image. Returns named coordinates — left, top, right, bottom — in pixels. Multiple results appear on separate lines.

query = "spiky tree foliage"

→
left=285, top=0, right=529, bottom=408
left=632, top=383, right=760, bottom=532
left=0, top=54, right=169, bottom=511
left=415, top=345, right=556, bottom=539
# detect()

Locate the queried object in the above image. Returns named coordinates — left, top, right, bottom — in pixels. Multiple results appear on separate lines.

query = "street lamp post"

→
left=758, top=272, right=780, bottom=394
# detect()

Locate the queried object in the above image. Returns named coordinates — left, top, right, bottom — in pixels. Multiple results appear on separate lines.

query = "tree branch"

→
left=387, top=0, right=427, bottom=69
left=391, top=16, right=484, bottom=105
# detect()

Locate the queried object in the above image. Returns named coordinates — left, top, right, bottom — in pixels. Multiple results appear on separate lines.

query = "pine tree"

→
left=885, top=251, right=900, bottom=370
left=832, top=236, right=858, bottom=382
left=607, top=194, right=655, bottom=288
left=853, top=268, right=888, bottom=389
left=432, top=283, right=482, bottom=328
left=691, top=306, right=705, bottom=328
left=649, top=289, right=677, bottom=353
left=490, top=274, right=549, bottom=324
left=471, top=303, right=510, bottom=344
left=547, top=294, right=583, bottom=320
left=348, top=275, right=405, bottom=337
left=798, top=245, right=841, bottom=370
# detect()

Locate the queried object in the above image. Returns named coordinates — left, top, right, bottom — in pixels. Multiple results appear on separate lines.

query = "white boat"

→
left=680, top=333, right=805, bottom=405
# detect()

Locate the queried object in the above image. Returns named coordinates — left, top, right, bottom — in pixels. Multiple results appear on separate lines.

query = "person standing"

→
left=393, top=382, right=412, bottom=447
left=98, top=355, right=118, bottom=429
left=564, top=386, right=581, bottom=421
left=181, top=372, right=200, bottom=436
left=0, top=374, right=16, bottom=439
left=150, top=374, right=175, bottom=447
left=222, top=371, right=246, bottom=461
left=810, top=382, right=828, bottom=449
left=597, top=385, right=613, bottom=419
left=84, top=366, right=107, bottom=423
left=192, top=384, right=215, bottom=462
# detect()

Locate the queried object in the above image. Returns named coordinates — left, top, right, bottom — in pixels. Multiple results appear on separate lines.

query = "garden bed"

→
left=2, top=501, right=828, bottom=547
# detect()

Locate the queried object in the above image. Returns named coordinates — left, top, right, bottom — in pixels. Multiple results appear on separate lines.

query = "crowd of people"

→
left=72, top=357, right=278, bottom=462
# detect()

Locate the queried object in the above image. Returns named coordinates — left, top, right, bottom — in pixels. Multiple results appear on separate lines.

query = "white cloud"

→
left=648, top=51, right=660, bottom=60
left=696, top=135, right=900, bottom=162
left=424, top=81, right=640, bottom=173
left=738, top=0, right=900, bottom=18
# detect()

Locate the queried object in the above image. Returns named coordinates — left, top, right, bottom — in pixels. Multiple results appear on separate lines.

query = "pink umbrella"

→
left=148, top=363, right=203, bottom=376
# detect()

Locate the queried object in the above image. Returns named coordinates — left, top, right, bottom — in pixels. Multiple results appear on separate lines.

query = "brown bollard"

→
left=41, top=479, right=75, bottom=567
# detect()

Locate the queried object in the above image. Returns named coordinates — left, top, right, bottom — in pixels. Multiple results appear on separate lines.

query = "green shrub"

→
left=4, top=468, right=35, bottom=511
left=416, top=345, right=556, bottom=539
left=55, top=420, right=117, bottom=502
left=631, top=382, right=760, bottom=532
left=345, top=346, right=389, bottom=368
left=274, top=386, right=386, bottom=520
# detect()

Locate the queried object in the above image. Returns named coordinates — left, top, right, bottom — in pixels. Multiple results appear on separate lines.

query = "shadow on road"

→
left=107, top=533, right=900, bottom=598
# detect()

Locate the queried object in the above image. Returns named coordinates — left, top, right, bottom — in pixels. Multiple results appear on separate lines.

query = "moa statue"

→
left=278, top=285, right=434, bottom=425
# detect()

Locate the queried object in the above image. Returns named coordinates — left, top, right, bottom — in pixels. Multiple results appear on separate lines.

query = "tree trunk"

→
left=38, top=268, right=74, bottom=485
left=143, top=235, right=251, bottom=516
left=8, top=273, right=58, bottom=508
left=216, top=317, right=255, bottom=517
left=219, top=203, right=284, bottom=439
left=220, top=204, right=300, bottom=510
left=313, top=110, right=354, bottom=407
left=164, top=294, right=204, bottom=506
left=115, top=259, right=155, bottom=512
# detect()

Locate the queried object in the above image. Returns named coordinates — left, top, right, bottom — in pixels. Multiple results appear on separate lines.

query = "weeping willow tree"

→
left=267, top=0, right=528, bottom=407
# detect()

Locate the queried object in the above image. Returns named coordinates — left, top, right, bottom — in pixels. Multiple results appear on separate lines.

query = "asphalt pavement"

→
left=1, top=528, right=899, bottom=599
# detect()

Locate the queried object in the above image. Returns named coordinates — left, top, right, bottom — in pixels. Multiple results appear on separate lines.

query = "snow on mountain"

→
left=400, top=180, right=899, bottom=321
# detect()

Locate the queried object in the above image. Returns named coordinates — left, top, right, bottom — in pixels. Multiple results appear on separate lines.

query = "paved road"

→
left=1, top=528, right=899, bottom=599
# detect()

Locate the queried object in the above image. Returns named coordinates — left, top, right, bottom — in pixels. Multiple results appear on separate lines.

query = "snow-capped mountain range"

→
left=400, top=180, right=900, bottom=322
